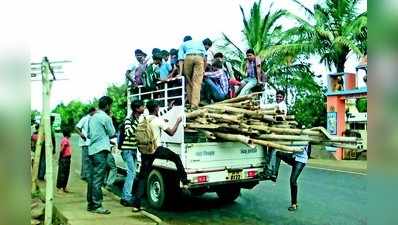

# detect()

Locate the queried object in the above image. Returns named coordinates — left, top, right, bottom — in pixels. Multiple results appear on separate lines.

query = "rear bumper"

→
left=188, top=179, right=260, bottom=190
left=187, top=167, right=264, bottom=190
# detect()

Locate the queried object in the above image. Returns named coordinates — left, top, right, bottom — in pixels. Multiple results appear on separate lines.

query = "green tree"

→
left=106, top=84, right=128, bottom=125
left=53, top=100, right=95, bottom=132
left=271, top=0, right=367, bottom=72
left=31, top=110, right=40, bottom=124
left=356, top=98, right=367, bottom=113
left=51, top=83, right=127, bottom=132
left=221, top=0, right=290, bottom=82
left=221, top=0, right=326, bottom=127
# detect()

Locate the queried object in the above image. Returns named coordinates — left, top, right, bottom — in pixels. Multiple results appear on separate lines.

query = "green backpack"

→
left=136, top=116, right=157, bottom=155
left=142, top=64, right=159, bottom=90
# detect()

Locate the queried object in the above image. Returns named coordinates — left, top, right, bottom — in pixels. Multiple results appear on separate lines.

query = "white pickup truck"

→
left=113, top=77, right=267, bottom=209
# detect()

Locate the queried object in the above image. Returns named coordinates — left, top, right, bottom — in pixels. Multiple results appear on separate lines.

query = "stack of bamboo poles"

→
left=184, top=93, right=362, bottom=153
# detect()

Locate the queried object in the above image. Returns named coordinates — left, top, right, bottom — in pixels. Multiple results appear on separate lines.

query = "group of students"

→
left=126, top=35, right=266, bottom=108
left=74, top=96, right=188, bottom=214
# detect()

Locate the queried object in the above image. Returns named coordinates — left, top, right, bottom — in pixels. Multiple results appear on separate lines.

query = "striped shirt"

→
left=120, top=116, right=139, bottom=150
left=120, top=108, right=171, bottom=150
left=205, top=69, right=229, bottom=95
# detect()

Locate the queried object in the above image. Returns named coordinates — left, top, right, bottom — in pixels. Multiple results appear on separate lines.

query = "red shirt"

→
left=60, top=137, right=72, bottom=158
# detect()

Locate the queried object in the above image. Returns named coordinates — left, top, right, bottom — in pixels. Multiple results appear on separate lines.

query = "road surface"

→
left=70, top=135, right=367, bottom=225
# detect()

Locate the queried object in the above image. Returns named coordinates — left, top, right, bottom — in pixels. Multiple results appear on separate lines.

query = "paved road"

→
left=70, top=135, right=367, bottom=225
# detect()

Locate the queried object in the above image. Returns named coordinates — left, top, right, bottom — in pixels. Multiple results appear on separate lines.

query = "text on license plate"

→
left=228, top=171, right=243, bottom=180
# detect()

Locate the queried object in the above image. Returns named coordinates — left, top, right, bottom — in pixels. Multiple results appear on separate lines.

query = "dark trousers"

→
left=38, top=142, right=55, bottom=180
left=132, top=146, right=187, bottom=207
left=38, top=147, right=46, bottom=180
left=267, top=150, right=305, bottom=205
left=87, top=150, right=109, bottom=210
left=56, top=156, right=71, bottom=189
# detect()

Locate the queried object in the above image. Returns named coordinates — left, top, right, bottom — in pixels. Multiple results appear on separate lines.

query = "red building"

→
left=326, top=64, right=367, bottom=160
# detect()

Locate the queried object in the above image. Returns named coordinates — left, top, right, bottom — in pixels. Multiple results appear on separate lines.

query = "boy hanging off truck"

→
left=131, top=99, right=189, bottom=212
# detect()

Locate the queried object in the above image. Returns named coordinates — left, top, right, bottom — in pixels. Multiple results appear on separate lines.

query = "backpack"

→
left=136, top=116, right=157, bottom=155
left=117, top=119, right=127, bottom=150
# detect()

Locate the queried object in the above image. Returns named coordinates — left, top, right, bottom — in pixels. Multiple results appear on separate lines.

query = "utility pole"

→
left=31, top=57, right=70, bottom=225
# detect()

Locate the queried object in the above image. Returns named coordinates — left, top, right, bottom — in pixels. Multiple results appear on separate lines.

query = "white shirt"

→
left=293, top=145, right=309, bottom=164
left=76, top=115, right=91, bottom=146
left=262, top=101, right=288, bottom=116
left=146, top=115, right=169, bottom=147
left=206, top=48, right=215, bottom=64
left=276, top=101, right=288, bottom=116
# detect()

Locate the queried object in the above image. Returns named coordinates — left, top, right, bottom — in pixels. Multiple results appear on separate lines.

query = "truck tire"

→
left=146, top=169, right=167, bottom=209
left=216, top=187, right=241, bottom=203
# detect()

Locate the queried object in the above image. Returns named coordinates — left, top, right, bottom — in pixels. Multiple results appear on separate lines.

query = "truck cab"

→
left=113, top=76, right=267, bottom=209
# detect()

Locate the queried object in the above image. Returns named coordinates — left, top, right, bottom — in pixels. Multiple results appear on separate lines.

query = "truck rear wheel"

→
left=216, top=187, right=241, bottom=203
left=146, top=169, right=167, bottom=209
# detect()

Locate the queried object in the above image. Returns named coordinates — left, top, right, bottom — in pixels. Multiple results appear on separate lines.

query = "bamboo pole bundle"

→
left=184, top=94, right=364, bottom=152
left=321, top=142, right=360, bottom=150
left=272, top=141, right=310, bottom=146
left=186, top=123, right=220, bottom=129
left=311, top=127, right=360, bottom=143
left=205, top=104, right=259, bottom=117
left=207, top=113, right=242, bottom=123
left=186, top=109, right=208, bottom=119
left=219, top=92, right=262, bottom=103
left=249, top=139, right=303, bottom=153
left=213, top=132, right=253, bottom=148
left=216, top=100, right=251, bottom=108
left=258, top=134, right=323, bottom=142
left=199, top=130, right=216, bottom=139
left=194, top=117, right=208, bottom=124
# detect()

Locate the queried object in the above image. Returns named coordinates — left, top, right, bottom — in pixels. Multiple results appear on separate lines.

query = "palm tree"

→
left=269, top=0, right=367, bottom=73
left=220, top=0, right=289, bottom=80
left=221, top=0, right=287, bottom=75
left=221, top=0, right=316, bottom=102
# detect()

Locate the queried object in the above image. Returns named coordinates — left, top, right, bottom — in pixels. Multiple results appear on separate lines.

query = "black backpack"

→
left=117, top=119, right=127, bottom=150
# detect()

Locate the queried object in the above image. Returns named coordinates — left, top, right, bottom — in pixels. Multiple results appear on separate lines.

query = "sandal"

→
left=288, top=205, right=298, bottom=211
left=91, top=207, right=111, bottom=214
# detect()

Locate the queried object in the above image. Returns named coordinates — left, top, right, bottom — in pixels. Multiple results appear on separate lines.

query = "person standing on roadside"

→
left=75, top=107, right=96, bottom=181
left=86, top=96, right=116, bottom=214
left=119, top=100, right=145, bottom=207
left=56, top=129, right=73, bottom=193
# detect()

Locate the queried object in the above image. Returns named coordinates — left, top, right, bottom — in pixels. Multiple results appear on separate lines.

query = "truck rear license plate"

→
left=228, top=171, right=243, bottom=180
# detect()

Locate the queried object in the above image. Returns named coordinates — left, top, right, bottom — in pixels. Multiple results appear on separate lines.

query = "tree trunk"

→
left=335, top=52, right=348, bottom=73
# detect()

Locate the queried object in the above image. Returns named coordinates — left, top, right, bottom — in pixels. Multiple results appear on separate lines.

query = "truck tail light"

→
left=247, top=170, right=256, bottom=178
left=196, top=175, right=208, bottom=183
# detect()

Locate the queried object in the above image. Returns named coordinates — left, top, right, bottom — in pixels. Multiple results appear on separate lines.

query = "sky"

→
left=30, top=0, right=367, bottom=110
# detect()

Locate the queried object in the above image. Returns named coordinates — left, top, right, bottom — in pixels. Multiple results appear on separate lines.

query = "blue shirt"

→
left=159, top=62, right=172, bottom=80
left=178, top=40, right=207, bottom=60
left=87, top=110, right=116, bottom=155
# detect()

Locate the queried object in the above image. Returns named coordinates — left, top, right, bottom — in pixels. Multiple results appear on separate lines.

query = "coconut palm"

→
left=220, top=0, right=289, bottom=80
left=221, top=0, right=317, bottom=100
left=220, top=0, right=327, bottom=127
left=269, top=0, right=367, bottom=73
